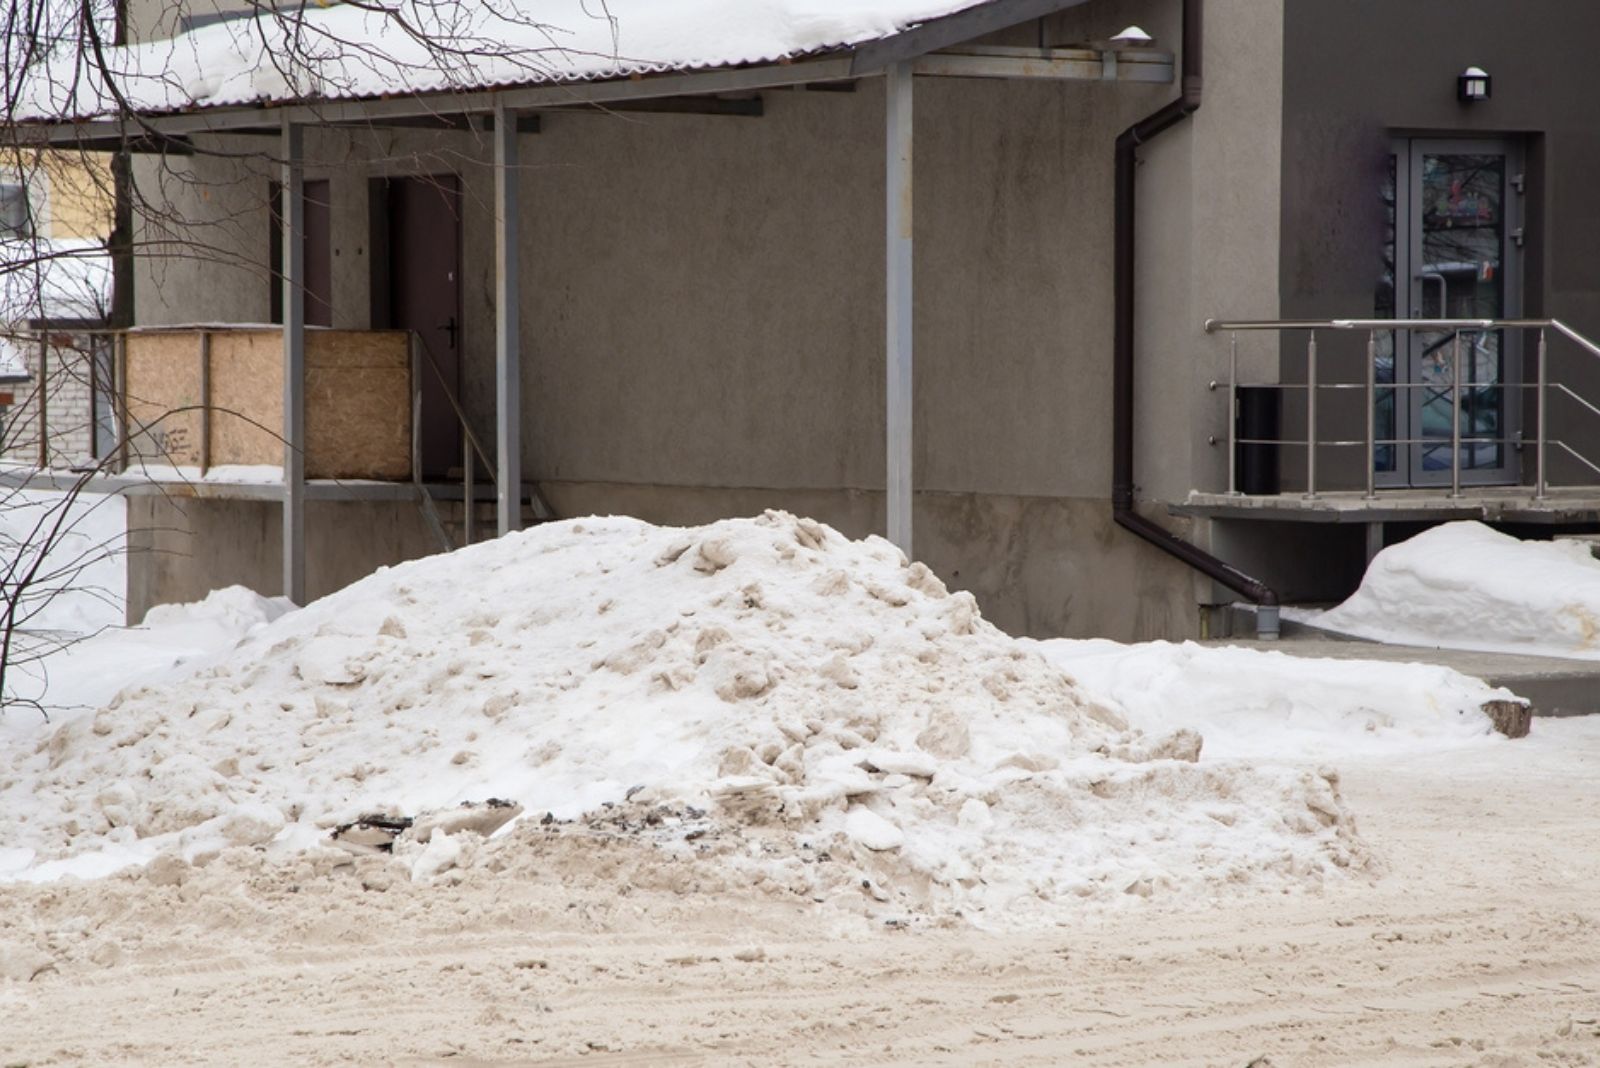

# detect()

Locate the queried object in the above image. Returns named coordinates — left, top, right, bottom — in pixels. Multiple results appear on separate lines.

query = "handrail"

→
left=1206, top=315, right=1600, bottom=359
left=1205, top=315, right=1600, bottom=502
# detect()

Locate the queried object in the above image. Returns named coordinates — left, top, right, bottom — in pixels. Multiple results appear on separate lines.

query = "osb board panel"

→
left=125, top=332, right=206, bottom=467
left=124, top=329, right=411, bottom=480
left=307, top=331, right=410, bottom=480
left=209, top=331, right=284, bottom=467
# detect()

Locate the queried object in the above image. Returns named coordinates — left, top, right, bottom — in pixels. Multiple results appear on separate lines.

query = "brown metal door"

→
left=386, top=175, right=462, bottom=480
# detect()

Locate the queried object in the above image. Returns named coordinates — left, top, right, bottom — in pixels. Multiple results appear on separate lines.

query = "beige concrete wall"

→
left=124, top=495, right=445, bottom=619
left=124, top=1, right=1288, bottom=640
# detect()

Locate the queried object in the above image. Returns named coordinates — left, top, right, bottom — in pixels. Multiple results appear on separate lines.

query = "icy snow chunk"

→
left=845, top=806, right=904, bottom=852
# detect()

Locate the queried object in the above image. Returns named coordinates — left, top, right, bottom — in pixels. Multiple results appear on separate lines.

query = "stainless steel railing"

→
left=1203, top=317, right=1600, bottom=501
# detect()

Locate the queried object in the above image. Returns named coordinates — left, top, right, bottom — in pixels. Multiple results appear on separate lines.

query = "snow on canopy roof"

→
left=17, top=0, right=993, bottom=124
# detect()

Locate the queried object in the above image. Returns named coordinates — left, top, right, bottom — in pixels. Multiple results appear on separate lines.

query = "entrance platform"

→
left=1179, top=487, right=1600, bottom=525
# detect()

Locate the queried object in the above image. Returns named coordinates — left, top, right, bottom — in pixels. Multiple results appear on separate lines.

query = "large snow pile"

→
left=0, top=513, right=1369, bottom=920
left=1032, top=639, right=1516, bottom=761
left=1307, top=521, right=1600, bottom=660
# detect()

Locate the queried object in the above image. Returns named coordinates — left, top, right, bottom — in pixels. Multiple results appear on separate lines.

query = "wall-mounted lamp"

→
left=1458, top=66, right=1491, bottom=103
left=1109, top=25, right=1153, bottom=48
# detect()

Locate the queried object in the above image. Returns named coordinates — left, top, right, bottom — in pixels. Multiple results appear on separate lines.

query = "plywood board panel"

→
left=124, top=331, right=204, bottom=467
left=307, top=330, right=411, bottom=480
left=209, top=330, right=284, bottom=467
left=122, top=328, right=411, bottom=480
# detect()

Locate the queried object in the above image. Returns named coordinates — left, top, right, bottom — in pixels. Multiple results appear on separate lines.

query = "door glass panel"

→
left=1416, top=153, right=1505, bottom=473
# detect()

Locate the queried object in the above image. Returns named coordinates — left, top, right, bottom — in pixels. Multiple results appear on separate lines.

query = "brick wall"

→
left=2, top=334, right=103, bottom=467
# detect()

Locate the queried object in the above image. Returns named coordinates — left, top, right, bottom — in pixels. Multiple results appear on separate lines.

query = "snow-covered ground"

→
left=1293, top=521, right=1600, bottom=659
left=4, top=510, right=1595, bottom=1063
left=0, top=487, right=126, bottom=637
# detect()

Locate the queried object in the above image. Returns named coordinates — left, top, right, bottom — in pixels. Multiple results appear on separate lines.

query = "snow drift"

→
left=1, top=513, right=1370, bottom=920
left=1309, top=521, right=1600, bottom=660
left=1033, top=639, right=1516, bottom=761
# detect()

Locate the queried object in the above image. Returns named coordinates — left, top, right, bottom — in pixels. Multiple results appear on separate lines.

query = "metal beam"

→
left=911, top=48, right=1172, bottom=83
left=493, top=96, right=522, bottom=537
left=885, top=60, right=914, bottom=558
left=553, top=96, right=763, bottom=118
left=849, top=0, right=1096, bottom=75
left=281, top=116, right=307, bottom=604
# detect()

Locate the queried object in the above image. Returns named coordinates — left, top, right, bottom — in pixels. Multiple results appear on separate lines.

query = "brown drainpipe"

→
left=1112, top=0, right=1280, bottom=638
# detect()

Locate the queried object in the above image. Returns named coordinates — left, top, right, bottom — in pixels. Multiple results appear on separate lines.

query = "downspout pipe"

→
left=1111, top=0, right=1281, bottom=639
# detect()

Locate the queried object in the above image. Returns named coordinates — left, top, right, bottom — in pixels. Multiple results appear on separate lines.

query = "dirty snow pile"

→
left=1304, top=521, right=1600, bottom=660
left=1032, top=640, right=1516, bottom=761
left=0, top=512, right=1369, bottom=919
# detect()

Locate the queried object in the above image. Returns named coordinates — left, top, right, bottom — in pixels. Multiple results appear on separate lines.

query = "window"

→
left=0, top=183, right=30, bottom=238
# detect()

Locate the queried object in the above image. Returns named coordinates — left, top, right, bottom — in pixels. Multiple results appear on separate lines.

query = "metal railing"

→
left=1202, top=317, right=1600, bottom=501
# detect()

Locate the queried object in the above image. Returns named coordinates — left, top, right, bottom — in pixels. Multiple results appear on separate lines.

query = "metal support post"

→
left=281, top=116, right=307, bottom=604
left=1226, top=331, right=1238, bottom=496
left=1536, top=328, right=1548, bottom=500
left=198, top=330, right=211, bottom=475
left=885, top=61, right=914, bottom=558
left=1449, top=331, right=1463, bottom=498
left=36, top=333, right=48, bottom=469
left=493, top=95, right=522, bottom=537
left=463, top=425, right=475, bottom=546
left=1364, top=331, right=1377, bottom=499
left=1304, top=330, right=1317, bottom=499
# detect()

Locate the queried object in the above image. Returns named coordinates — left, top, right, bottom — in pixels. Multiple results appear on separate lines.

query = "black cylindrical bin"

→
left=1235, top=386, right=1281, bottom=496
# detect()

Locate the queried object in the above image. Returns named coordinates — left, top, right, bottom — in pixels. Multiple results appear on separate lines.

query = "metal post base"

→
left=1255, top=604, right=1281, bottom=641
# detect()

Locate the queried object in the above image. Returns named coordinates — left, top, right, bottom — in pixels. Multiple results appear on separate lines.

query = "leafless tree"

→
left=0, top=0, right=600, bottom=713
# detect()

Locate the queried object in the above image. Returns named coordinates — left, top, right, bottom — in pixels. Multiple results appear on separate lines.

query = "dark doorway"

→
left=269, top=178, right=332, bottom=328
left=372, top=175, right=462, bottom=481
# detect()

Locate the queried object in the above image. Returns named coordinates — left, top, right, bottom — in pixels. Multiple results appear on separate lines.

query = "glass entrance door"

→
left=1378, top=139, right=1522, bottom=486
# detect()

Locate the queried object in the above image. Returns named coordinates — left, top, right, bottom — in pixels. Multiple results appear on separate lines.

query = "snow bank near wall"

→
left=1033, top=639, right=1513, bottom=761
left=0, top=513, right=1369, bottom=921
left=1307, top=522, right=1600, bottom=660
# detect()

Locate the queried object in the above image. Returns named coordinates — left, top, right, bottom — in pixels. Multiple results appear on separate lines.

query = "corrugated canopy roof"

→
left=15, top=0, right=998, bottom=123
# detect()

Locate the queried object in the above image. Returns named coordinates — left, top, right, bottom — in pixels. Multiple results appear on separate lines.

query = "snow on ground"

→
left=1032, top=639, right=1516, bottom=761
left=0, top=487, right=126, bottom=635
left=0, top=511, right=1371, bottom=922
left=1298, top=520, right=1600, bottom=659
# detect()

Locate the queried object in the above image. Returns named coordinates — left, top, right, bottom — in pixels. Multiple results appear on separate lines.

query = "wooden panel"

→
left=124, top=331, right=205, bottom=467
left=209, top=330, right=284, bottom=467
left=122, top=328, right=411, bottom=480
left=307, top=331, right=410, bottom=480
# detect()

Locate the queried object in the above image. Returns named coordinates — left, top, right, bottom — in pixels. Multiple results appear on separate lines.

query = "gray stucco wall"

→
left=125, top=0, right=1287, bottom=639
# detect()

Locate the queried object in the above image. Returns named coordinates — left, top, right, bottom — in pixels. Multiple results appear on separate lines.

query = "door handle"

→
left=439, top=315, right=457, bottom=349
left=1416, top=272, right=1447, bottom=319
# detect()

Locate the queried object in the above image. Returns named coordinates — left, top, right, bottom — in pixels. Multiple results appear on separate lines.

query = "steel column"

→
left=1304, top=330, right=1317, bottom=499
left=1364, top=331, right=1376, bottom=499
left=1226, top=331, right=1237, bottom=496
left=885, top=61, right=914, bottom=557
left=1536, top=328, right=1548, bottom=500
left=281, top=117, right=306, bottom=604
left=493, top=95, right=522, bottom=536
left=1449, top=331, right=1463, bottom=499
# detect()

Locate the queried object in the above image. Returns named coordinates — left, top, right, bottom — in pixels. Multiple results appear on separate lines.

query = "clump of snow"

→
left=1033, top=639, right=1517, bottom=761
left=0, top=513, right=1370, bottom=920
left=1306, top=521, right=1600, bottom=660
